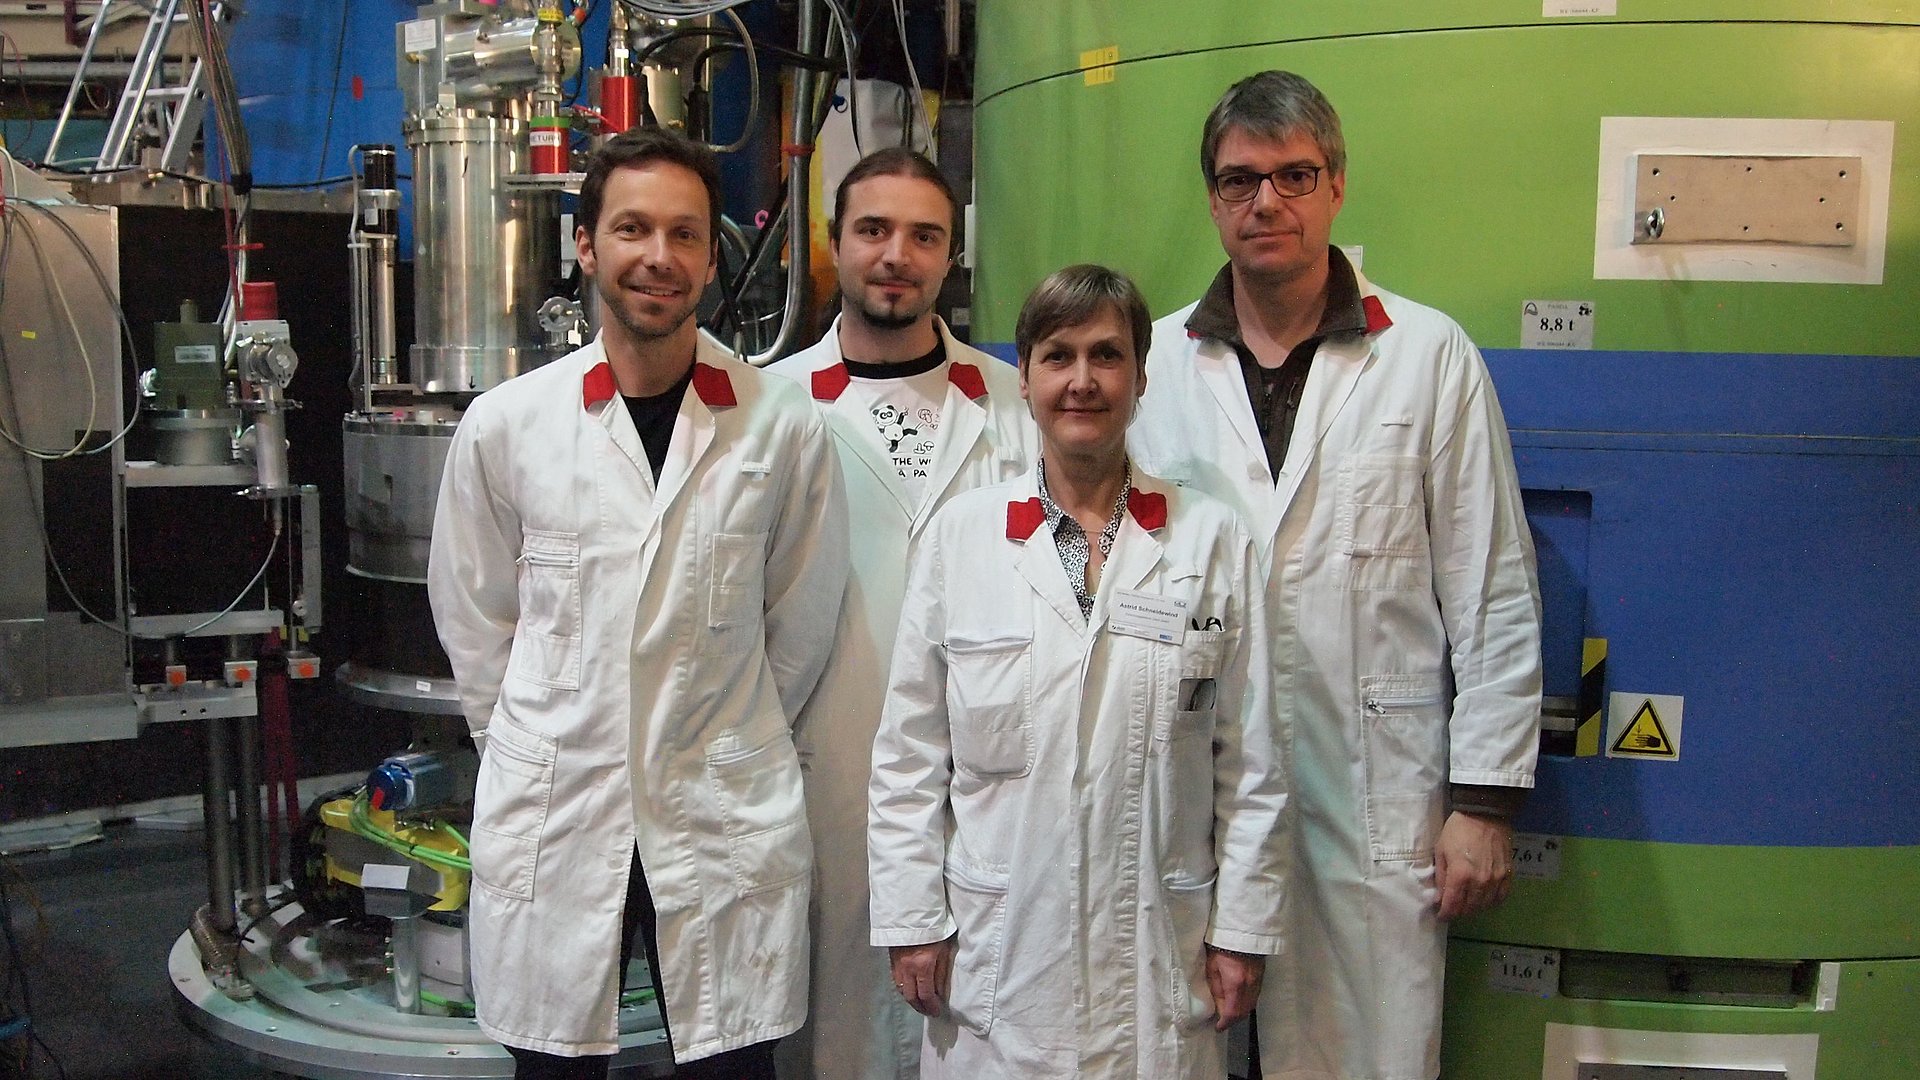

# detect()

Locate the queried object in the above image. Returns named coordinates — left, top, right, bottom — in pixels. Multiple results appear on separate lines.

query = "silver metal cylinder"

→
left=232, top=707, right=267, bottom=904
left=404, top=112, right=557, bottom=393
left=351, top=233, right=400, bottom=392
left=441, top=17, right=543, bottom=102
left=342, top=415, right=456, bottom=583
left=368, top=235, right=398, bottom=384
left=338, top=414, right=463, bottom=715
left=202, top=713, right=237, bottom=933
left=248, top=409, right=290, bottom=491
left=150, top=409, right=239, bottom=466
left=390, top=916, right=421, bottom=1014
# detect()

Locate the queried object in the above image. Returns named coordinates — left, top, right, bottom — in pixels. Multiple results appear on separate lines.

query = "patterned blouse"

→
left=1035, top=457, right=1133, bottom=620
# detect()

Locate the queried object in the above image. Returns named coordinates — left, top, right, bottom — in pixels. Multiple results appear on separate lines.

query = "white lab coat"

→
left=427, top=334, right=849, bottom=1061
left=1129, top=272, right=1542, bottom=1080
left=765, top=317, right=1035, bottom=1080
left=869, top=468, right=1290, bottom=1080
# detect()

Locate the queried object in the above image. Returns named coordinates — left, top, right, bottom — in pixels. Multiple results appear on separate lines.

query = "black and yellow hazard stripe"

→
left=1575, top=637, right=1607, bottom=756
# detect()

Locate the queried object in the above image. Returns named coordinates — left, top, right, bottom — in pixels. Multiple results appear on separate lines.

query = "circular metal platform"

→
left=171, top=902, right=673, bottom=1078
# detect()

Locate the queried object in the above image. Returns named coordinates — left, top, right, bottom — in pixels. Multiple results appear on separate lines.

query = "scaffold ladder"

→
left=45, top=0, right=225, bottom=172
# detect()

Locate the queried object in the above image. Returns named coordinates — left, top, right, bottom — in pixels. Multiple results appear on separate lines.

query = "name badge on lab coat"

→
left=1109, top=588, right=1188, bottom=644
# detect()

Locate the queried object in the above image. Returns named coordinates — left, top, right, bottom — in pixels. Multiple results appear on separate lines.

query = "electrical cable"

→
left=706, top=46, right=839, bottom=339
left=631, top=26, right=742, bottom=71
left=0, top=195, right=146, bottom=459
left=236, top=893, right=301, bottom=946
left=0, top=187, right=149, bottom=637
left=704, top=7, right=759, bottom=155
left=346, top=791, right=472, bottom=874
left=0, top=31, right=34, bottom=153
left=250, top=175, right=353, bottom=189
left=0, top=862, right=69, bottom=1080
left=614, top=0, right=753, bottom=16
left=314, top=0, right=352, bottom=183
left=889, top=0, right=931, bottom=148
left=0, top=210, right=105, bottom=459
left=149, top=508, right=285, bottom=639
left=821, top=0, right=862, bottom=154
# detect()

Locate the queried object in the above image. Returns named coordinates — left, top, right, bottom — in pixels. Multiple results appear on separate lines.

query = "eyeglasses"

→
left=1211, top=165, right=1325, bottom=202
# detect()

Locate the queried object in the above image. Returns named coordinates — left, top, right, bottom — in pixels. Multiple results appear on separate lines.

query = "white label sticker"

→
left=173, top=344, right=218, bottom=365
left=1544, top=0, right=1616, bottom=15
left=361, top=862, right=412, bottom=891
left=530, top=129, right=564, bottom=147
left=402, top=18, right=437, bottom=54
left=1488, top=945, right=1559, bottom=997
left=1108, top=588, right=1188, bottom=644
left=1521, top=299, right=1595, bottom=350
left=415, top=679, right=433, bottom=693
left=1511, top=832, right=1563, bottom=880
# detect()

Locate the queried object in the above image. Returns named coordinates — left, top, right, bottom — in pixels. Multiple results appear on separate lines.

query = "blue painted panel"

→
left=1486, top=349, right=1920, bottom=440
left=968, top=345, right=1920, bottom=847
left=1491, top=349, right=1920, bottom=849
left=978, top=341, right=1018, bottom=365
left=228, top=1, right=412, bottom=185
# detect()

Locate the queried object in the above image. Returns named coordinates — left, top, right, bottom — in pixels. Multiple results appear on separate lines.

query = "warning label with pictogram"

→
left=1607, top=693, right=1683, bottom=760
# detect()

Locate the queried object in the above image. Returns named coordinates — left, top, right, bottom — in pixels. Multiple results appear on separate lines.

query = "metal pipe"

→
left=229, top=634, right=267, bottom=904
left=202, top=713, right=237, bottom=933
left=232, top=702, right=267, bottom=907
left=391, top=916, right=422, bottom=1013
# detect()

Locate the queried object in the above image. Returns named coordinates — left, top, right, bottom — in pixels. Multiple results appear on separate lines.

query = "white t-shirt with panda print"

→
left=842, top=345, right=948, bottom=508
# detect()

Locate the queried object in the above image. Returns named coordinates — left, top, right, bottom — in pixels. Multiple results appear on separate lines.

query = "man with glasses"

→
left=1130, top=70, right=1543, bottom=1080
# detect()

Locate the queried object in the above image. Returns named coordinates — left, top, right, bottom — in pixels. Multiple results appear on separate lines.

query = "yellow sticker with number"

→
left=1080, top=46, right=1119, bottom=86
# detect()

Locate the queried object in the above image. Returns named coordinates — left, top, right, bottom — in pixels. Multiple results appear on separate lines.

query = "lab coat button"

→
left=1246, top=461, right=1264, bottom=481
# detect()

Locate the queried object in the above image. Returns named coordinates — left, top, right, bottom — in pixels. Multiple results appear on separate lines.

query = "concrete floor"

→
left=3, top=823, right=282, bottom=1079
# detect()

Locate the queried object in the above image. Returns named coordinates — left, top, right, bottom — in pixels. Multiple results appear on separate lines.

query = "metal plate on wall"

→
left=1633, top=154, right=1861, bottom=245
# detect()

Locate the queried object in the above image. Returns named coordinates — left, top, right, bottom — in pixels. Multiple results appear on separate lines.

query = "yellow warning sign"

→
left=1611, top=701, right=1674, bottom=756
left=1606, top=692, right=1683, bottom=761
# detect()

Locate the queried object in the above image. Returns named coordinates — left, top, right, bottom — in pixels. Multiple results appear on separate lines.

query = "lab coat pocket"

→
left=1162, top=629, right=1234, bottom=743
left=705, top=724, right=811, bottom=897
left=945, top=633, right=1034, bottom=778
left=944, top=856, right=1010, bottom=1037
left=704, top=531, right=768, bottom=656
left=469, top=718, right=556, bottom=901
left=1359, top=674, right=1449, bottom=862
left=1164, top=872, right=1219, bottom=1032
left=1337, top=455, right=1428, bottom=590
left=511, top=530, right=582, bottom=690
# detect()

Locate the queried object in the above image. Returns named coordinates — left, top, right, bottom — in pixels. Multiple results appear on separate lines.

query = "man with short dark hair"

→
left=1130, top=71, right=1544, bottom=1080
left=429, top=127, right=849, bottom=1079
left=766, top=147, right=1034, bottom=1080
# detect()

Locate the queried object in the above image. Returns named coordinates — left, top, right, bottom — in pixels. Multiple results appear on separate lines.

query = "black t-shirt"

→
left=842, top=337, right=947, bottom=380
left=621, top=366, right=694, bottom=481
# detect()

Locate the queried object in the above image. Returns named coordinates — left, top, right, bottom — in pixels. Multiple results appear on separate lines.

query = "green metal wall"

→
left=972, top=3, right=1920, bottom=355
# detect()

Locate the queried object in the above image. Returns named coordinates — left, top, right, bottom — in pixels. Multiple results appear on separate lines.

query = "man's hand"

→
left=889, top=937, right=955, bottom=1017
left=1204, top=946, right=1264, bottom=1031
left=1434, top=810, right=1515, bottom=920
